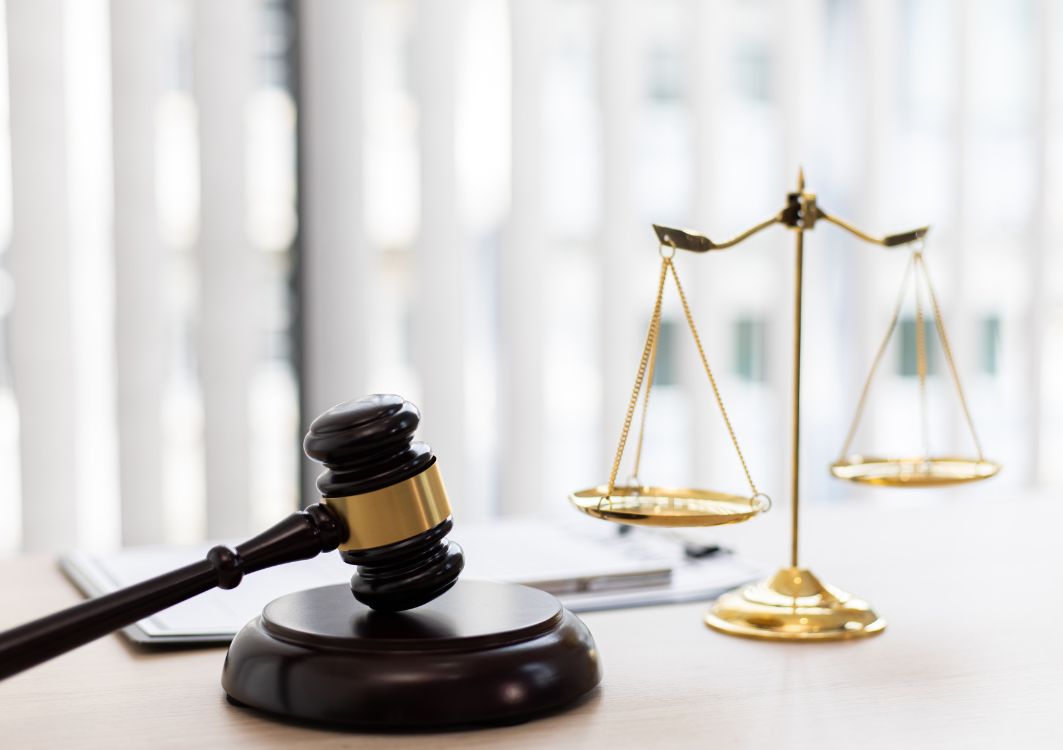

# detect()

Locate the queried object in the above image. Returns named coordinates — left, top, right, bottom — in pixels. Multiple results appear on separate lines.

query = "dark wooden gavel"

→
left=0, top=394, right=464, bottom=681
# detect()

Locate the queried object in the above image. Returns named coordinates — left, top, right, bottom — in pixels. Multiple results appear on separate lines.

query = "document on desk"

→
left=61, top=518, right=764, bottom=645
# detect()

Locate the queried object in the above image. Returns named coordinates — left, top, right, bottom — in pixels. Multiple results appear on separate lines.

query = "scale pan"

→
left=568, top=485, right=767, bottom=528
left=830, top=455, right=1000, bottom=487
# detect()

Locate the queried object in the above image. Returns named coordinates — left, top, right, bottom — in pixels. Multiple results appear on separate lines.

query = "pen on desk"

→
left=615, top=524, right=731, bottom=559
left=682, top=542, right=729, bottom=559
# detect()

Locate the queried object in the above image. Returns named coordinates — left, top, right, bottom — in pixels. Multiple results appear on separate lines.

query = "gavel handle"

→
left=0, top=504, right=346, bottom=681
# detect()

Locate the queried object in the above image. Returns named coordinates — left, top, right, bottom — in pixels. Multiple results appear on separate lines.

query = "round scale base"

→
left=705, top=567, right=886, bottom=642
left=569, top=484, right=766, bottom=527
left=830, top=455, right=1000, bottom=487
left=222, top=580, right=601, bottom=728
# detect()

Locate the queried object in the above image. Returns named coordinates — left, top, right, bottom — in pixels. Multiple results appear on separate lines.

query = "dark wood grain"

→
left=304, top=394, right=464, bottom=611
left=0, top=393, right=464, bottom=678
left=222, top=580, right=602, bottom=728
left=0, top=504, right=346, bottom=680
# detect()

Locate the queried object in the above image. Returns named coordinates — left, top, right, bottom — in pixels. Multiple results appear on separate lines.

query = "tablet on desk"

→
left=61, top=518, right=763, bottom=646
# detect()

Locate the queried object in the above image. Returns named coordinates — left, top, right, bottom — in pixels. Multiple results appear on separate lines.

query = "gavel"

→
left=0, top=394, right=464, bottom=681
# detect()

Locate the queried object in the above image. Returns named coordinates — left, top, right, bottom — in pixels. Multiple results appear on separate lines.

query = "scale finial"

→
left=797, top=166, right=805, bottom=192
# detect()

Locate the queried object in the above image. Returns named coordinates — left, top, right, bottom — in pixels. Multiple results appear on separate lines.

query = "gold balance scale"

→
left=569, top=170, right=1000, bottom=641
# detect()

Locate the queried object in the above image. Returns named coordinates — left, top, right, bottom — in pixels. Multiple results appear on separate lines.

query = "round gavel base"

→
left=221, top=579, right=601, bottom=728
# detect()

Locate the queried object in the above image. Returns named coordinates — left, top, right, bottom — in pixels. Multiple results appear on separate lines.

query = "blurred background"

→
left=0, top=0, right=1060, bottom=555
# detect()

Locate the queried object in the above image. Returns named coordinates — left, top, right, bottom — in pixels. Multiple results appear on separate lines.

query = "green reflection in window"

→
left=898, top=317, right=937, bottom=377
left=734, top=317, right=766, bottom=382
left=981, top=315, right=1000, bottom=375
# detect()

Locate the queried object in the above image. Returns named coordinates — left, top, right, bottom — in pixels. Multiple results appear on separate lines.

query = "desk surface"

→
left=2, top=493, right=1061, bottom=749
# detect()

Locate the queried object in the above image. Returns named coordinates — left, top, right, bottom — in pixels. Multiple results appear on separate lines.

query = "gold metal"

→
left=837, top=256, right=916, bottom=459
left=706, top=567, right=885, bottom=641
left=833, top=246, right=998, bottom=487
left=667, top=259, right=761, bottom=498
left=817, top=210, right=929, bottom=247
left=830, top=456, right=1001, bottom=486
left=570, top=485, right=768, bottom=527
left=790, top=217, right=804, bottom=569
left=657, top=168, right=946, bottom=642
left=629, top=311, right=659, bottom=485
left=653, top=216, right=781, bottom=252
left=914, top=255, right=930, bottom=458
left=601, top=169, right=994, bottom=641
left=571, top=243, right=768, bottom=528
left=605, top=258, right=669, bottom=497
left=918, top=252, right=987, bottom=461
left=324, top=463, right=452, bottom=551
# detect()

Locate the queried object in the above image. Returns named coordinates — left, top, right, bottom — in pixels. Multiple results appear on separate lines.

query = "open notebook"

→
left=61, top=517, right=764, bottom=645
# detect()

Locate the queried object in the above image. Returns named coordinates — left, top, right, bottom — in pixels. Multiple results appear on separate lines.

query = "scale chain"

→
left=914, top=253, right=931, bottom=461
left=838, top=253, right=916, bottom=460
left=916, top=253, right=986, bottom=462
left=605, top=258, right=669, bottom=499
left=605, top=253, right=762, bottom=505
left=838, top=248, right=986, bottom=466
left=667, top=259, right=761, bottom=500
left=629, top=308, right=661, bottom=484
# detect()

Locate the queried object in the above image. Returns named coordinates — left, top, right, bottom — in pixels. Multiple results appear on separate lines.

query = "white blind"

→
left=6, top=0, right=79, bottom=551
left=194, top=0, right=258, bottom=539
left=112, top=0, right=166, bottom=545
left=298, top=0, right=369, bottom=447
left=0, top=0, right=1059, bottom=556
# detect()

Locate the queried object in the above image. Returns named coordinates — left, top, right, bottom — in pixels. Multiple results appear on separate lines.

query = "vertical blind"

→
left=0, top=0, right=1059, bottom=555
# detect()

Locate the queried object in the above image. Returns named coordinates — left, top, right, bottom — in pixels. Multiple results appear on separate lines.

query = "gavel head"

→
left=303, top=394, right=464, bottom=612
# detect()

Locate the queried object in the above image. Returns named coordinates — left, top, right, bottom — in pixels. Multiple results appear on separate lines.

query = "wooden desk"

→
left=2, top=494, right=1061, bottom=749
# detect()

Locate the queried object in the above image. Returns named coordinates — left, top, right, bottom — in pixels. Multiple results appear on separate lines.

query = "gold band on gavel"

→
left=323, top=462, right=452, bottom=551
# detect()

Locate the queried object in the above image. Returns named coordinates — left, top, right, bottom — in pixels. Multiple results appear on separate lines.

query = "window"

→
left=734, top=317, right=766, bottom=382
left=898, top=317, right=937, bottom=377
left=0, top=0, right=1057, bottom=556
left=653, top=318, right=679, bottom=386
left=732, top=42, right=772, bottom=102
left=981, top=315, right=1001, bottom=375
left=646, top=43, right=684, bottom=103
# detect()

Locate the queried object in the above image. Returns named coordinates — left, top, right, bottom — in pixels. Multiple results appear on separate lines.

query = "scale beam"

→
left=654, top=210, right=928, bottom=253
left=673, top=169, right=935, bottom=642
left=653, top=216, right=781, bottom=252
left=603, top=170, right=987, bottom=642
left=817, top=210, right=929, bottom=247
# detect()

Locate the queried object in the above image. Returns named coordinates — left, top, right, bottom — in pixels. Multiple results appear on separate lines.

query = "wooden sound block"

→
left=221, top=579, right=601, bottom=728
